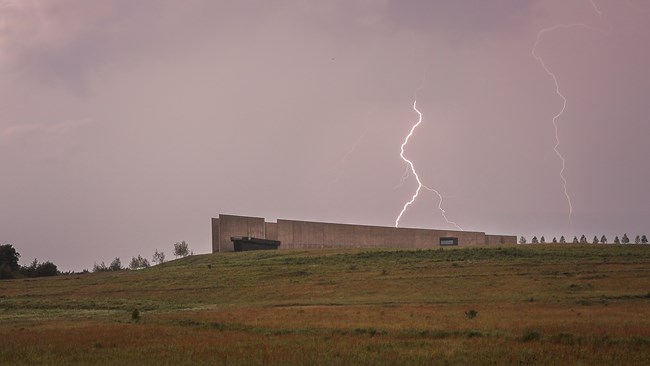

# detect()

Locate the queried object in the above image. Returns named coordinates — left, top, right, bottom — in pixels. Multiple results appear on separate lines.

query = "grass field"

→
left=1, top=245, right=649, bottom=365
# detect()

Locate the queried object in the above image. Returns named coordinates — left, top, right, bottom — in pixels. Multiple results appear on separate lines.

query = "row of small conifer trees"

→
left=519, top=234, right=648, bottom=245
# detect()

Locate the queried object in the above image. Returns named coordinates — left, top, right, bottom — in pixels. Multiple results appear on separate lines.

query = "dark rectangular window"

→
left=440, top=237, right=458, bottom=246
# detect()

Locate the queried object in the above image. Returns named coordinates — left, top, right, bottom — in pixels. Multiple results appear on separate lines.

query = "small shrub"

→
left=465, top=309, right=478, bottom=319
left=354, top=327, right=379, bottom=336
left=551, top=332, right=579, bottom=345
left=521, top=330, right=542, bottom=342
left=131, top=308, right=141, bottom=322
left=209, top=322, right=225, bottom=330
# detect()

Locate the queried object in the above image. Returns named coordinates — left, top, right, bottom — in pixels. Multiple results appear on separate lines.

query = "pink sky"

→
left=1, top=0, right=649, bottom=270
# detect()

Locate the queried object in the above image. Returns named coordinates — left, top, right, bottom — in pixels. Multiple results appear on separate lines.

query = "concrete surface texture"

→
left=212, top=214, right=517, bottom=252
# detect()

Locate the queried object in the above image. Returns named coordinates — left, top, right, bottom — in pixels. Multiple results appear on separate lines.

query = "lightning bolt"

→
left=394, top=100, right=462, bottom=230
left=531, top=0, right=606, bottom=232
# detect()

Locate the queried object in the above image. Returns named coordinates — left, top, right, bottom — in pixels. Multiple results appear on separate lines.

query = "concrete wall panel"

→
left=266, top=222, right=278, bottom=241
left=486, top=235, right=517, bottom=245
left=218, top=214, right=266, bottom=252
left=291, top=220, right=325, bottom=248
left=385, top=227, right=415, bottom=248
left=413, top=228, right=439, bottom=248
left=211, top=218, right=220, bottom=253
left=323, top=223, right=355, bottom=248
left=277, top=220, right=294, bottom=249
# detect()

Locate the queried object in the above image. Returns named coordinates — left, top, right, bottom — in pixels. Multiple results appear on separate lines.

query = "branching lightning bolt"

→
left=394, top=100, right=462, bottom=231
left=531, top=0, right=606, bottom=232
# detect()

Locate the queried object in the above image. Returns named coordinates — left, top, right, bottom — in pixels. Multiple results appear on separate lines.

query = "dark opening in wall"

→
left=231, top=237, right=281, bottom=251
left=440, top=237, right=459, bottom=246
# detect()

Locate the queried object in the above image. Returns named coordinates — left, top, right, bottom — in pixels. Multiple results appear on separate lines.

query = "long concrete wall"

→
left=277, top=219, right=490, bottom=249
left=212, top=214, right=517, bottom=252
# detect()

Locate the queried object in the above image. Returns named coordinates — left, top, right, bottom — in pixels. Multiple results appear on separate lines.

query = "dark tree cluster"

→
left=519, top=234, right=648, bottom=245
left=92, top=257, right=125, bottom=272
left=0, top=244, right=58, bottom=279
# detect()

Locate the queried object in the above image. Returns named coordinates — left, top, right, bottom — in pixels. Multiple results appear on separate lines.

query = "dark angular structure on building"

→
left=231, top=236, right=281, bottom=251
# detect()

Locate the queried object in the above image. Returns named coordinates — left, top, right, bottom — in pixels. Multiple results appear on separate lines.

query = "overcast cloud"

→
left=1, top=0, right=649, bottom=270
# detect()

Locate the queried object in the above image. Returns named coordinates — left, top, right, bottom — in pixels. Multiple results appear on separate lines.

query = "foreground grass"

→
left=1, top=245, right=649, bottom=365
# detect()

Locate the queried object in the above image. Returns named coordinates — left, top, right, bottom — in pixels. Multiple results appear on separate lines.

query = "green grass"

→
left=1, top=245, right=649, bottom=365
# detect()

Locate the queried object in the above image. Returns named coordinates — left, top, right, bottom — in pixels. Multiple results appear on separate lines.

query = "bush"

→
left=34, top=261, right=58, bottom=277
left=129, top=255, right=150, bottom=270
left=174, top=241, right=190, bottom=258
left=521, top=330, right=542, bottom=342
left=17, top=258, right=59, bottom=278
left=465, top=309, right=478, bottom=319
left=93, top=262, right=109, bottom=272
left=152, top=250, right=165, bottom=265
left=0, top=264, right=16, bottom=279
left=131, top=308, right=141, bottom=322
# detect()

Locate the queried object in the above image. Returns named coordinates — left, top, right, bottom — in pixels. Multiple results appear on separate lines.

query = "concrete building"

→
left=212, top=214, right=517, bottom=252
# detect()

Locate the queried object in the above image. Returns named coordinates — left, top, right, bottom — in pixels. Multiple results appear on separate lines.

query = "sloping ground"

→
left=1, top=245, right=649, bottom=365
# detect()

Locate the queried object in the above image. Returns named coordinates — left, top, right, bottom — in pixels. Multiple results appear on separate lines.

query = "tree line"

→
left=0, top=244, right=58, bottom=279
left=1, top=241, right=192, bottom=279
left=92, top=241, right=191, bottom=272
left=519, top=234, right=648, bottom=245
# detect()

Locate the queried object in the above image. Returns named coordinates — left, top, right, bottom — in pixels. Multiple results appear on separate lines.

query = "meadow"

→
left=1, top=245, right=649, bottom=365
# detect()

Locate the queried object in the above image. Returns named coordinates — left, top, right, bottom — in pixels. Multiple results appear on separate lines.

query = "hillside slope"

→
left=1, top=246, right=649, bottom=365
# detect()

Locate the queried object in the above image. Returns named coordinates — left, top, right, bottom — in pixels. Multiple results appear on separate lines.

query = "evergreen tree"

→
left=532, top=236, right=539, bottom=244
left=580, top=235, right=587, bottom=244
left=92, top=262, right=108, bottom=272
left=540, top=236, right=546, bottom=244
left=519, top=236, right=526, bottom=244
left=635, top=235, right=641, bottom=244
left=109, top=258, right=123, bottom=271
left=552, top=237, right=558, bottom=244
left=622, top=233, right=630, bottom=244
left=642, top=235, right=648, bottom=244
left=572, top=236, right=579, bottom=244
left=600, top=235, right=607, bottom=244
left=614, top=236, right=621, bottom=244
left=560, top=236, right=566, bottom=244
left=593, top=236, right=599, bottom=244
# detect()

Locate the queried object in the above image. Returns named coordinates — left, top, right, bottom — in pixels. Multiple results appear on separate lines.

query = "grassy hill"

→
left=1, top=245, right=649, bottom=365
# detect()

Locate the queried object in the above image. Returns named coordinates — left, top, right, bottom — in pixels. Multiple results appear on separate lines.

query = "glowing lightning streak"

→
left=531, top=0, right=605, bottom=232
left=395, top=101, right=462, bottom=230
left=532, top=25, right=575, bottom=230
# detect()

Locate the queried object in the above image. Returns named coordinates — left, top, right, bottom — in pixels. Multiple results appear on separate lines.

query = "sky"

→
left=1, top=0, right=649, bottom=270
